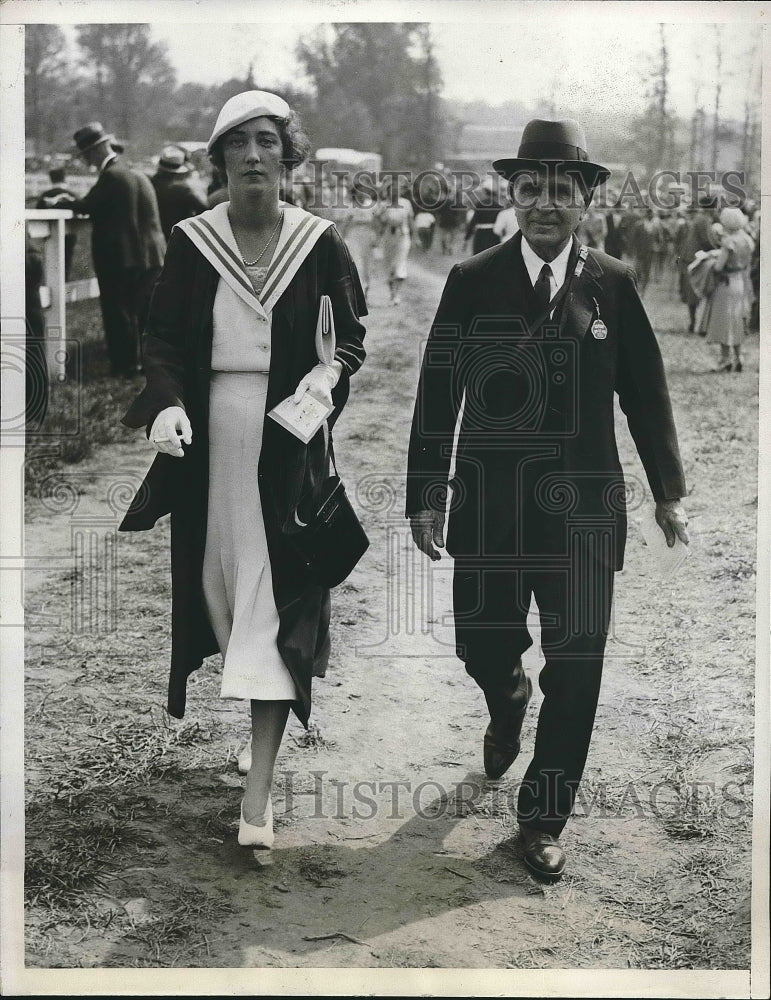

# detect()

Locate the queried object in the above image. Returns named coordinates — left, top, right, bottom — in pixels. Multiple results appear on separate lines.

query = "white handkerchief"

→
left=638, top=507, right=690, bottom=582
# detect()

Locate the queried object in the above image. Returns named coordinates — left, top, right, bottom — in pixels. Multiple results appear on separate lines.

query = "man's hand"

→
left=655, top=499, right=690, bottom=548
left=410, top=509, right=446, bottom=561
left=149, top=406, right=192, bottom=458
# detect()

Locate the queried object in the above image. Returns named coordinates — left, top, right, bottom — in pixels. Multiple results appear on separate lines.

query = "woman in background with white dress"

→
left=341, top=176, right=378, bottom=297
left=703, top=207, right=754, bottom=372
left=375, top=180, right=414, bottom=305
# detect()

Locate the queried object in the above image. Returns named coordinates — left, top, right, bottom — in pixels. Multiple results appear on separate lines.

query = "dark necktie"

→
left=533, top=263, right=553, bottom=317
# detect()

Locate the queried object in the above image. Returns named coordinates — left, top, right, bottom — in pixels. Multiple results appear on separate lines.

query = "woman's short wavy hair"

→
left=209, top=109, right=311, bottom=173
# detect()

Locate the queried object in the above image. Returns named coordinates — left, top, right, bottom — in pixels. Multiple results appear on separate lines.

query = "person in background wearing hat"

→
left=68, top=122, right=166, bottom=377
left=150, top=144, right=208, bottom=242
left=701, top=206, right=755, bottom=372
left=35, top=166, right=79, bottom=280
left=119, top=92, right=366, bottom=862
left=407, top=118, right=689, bottom=880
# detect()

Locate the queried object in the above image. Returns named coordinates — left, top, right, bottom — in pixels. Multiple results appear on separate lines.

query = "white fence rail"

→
left=25, top=209, right=99, bottom=381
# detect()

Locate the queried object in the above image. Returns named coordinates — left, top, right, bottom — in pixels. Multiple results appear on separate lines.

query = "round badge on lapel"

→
left=591, top=319, right=608, bottom=340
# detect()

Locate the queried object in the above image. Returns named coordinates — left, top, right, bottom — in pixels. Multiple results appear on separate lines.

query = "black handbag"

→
left=283, top=451, right=369, bottom=588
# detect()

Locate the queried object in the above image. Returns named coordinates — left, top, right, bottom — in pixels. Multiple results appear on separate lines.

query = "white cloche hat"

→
left=207, top=91, right=291, bottom=153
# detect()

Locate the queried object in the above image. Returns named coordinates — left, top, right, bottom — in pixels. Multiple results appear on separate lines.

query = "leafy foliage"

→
left=295, top=23, right=447, bottom=168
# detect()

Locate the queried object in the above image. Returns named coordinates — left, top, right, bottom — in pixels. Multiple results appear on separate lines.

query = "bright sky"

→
left=142, top=14, right=761, bottom=121
left=40, top=3, right=762, bottom=122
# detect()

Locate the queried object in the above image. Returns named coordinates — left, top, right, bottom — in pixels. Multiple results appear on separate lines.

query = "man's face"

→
left=512, top=168, right=586, bottom=259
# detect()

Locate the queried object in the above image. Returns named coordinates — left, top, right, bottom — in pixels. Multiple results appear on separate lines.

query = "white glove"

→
left=149, top=406, right=192, bottom=458
left=292, top=361, right=342, bottom=407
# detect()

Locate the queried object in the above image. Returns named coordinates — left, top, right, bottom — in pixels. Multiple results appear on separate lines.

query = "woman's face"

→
left=222, top=116, right=284, bottom=197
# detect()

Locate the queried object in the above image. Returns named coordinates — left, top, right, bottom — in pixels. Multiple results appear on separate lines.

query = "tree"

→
left=410, top=24, right=444, bottom=167
left=741, top=38, right=761, bottom=192
left=296, top=23, right=447, bottom=168
left=25, top=24, right=71, bottom=155
left=630, top=23, right=677, bottom=178
left=75, top=24, right=176, bottom=144
left=711, top=25, right=724, bottom=171
left=689, top=66, right=706, bottom=172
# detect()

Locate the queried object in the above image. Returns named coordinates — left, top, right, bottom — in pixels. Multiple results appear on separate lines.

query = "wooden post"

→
left=24, top=209, right=73, bottom=382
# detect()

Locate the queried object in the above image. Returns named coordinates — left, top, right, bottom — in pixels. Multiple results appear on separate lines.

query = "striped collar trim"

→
left=177, top=202, right=333, bottom=316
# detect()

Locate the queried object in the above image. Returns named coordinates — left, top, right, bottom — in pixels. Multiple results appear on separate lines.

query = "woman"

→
left=119, top=91, right=367, bottom=856
left=680, top=198, right=719, bottom=333
left=375, top=181, right=414, bottom=305
left=340, top=177, right=378, bottom=297
left=703, top=207, right=754, bottom=372
left=464, top=177, right=503, bottom=255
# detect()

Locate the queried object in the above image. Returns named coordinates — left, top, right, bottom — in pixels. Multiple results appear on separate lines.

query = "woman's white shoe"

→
left=236, top=741, right=252, bottom=775
left=238, top=797, right=274, bottom=850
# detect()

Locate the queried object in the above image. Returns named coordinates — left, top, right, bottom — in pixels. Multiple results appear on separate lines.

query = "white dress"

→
left=202, top=264, right=297, bottom=702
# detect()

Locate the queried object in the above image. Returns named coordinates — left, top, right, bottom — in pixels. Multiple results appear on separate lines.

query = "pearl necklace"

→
left=240, top=211, right=284, bottom=266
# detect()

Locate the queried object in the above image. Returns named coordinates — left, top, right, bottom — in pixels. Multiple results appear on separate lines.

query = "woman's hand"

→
left=293, top=362, right=341, bottom=408
left=149, top=406, right=192, bottom=458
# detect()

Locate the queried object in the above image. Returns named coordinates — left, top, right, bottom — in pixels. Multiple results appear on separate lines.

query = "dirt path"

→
left=24, top=246, right=756, bottom=969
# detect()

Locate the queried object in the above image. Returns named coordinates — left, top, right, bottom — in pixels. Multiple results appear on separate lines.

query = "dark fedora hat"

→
left=73, top=121, right=116, bottom=155
left=493, top=118, right=610, bottom=190
left=156, top=144, right=190, bottom=174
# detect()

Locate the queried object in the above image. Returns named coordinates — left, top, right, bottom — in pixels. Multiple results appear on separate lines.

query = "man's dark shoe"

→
left=483, top=675, right=532, bottom=780
left=519, top=824, right=566, bottom=880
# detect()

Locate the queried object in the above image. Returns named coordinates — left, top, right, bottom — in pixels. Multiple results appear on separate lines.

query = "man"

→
left=631, top=206, right=663, bottom=295
left=150, top=144, right=207, bottom=242
left=35, top=166, right=79, bottom=280
left=68, top=122, right=165, bottom=377
left=406, top=119, right=689, bottom=879
left=576, top=204, right=607, bottom=254
left=616, top=206, right=639, bottom=261
left=603, top=205, right=624, bottom=260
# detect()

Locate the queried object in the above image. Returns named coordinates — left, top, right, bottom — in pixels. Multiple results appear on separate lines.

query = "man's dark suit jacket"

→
left=71, top=158, right=166, bottom=275
left=150, top=173, right=208, bottom=242
left=406, top=232, right=686, bottom=571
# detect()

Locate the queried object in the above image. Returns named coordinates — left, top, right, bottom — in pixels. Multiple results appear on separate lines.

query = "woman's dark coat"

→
left=119, top=224, right=367, bottom=725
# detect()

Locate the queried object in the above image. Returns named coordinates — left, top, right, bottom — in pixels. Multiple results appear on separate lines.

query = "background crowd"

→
left=27, top=140, right=760, bottom=406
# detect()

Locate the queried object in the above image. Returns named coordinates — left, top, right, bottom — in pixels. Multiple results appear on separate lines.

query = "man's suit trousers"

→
left=453, top=552, right=615, bottom=835
left=96, top=266, right=160, bottom=375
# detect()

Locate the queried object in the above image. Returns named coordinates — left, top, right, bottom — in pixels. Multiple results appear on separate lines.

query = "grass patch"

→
left=43, top=717, right=214, bottom=806
left=123, top=884, right=232, bottom=966
left=296, top=847, right=347, bottom=886
left=25, top=320, right=143, bottom=499
left=26, top=809, right=157, bottom=907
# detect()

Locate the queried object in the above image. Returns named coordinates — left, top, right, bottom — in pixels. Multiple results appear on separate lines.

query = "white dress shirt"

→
left=520, top=236, right=574, bottom=301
